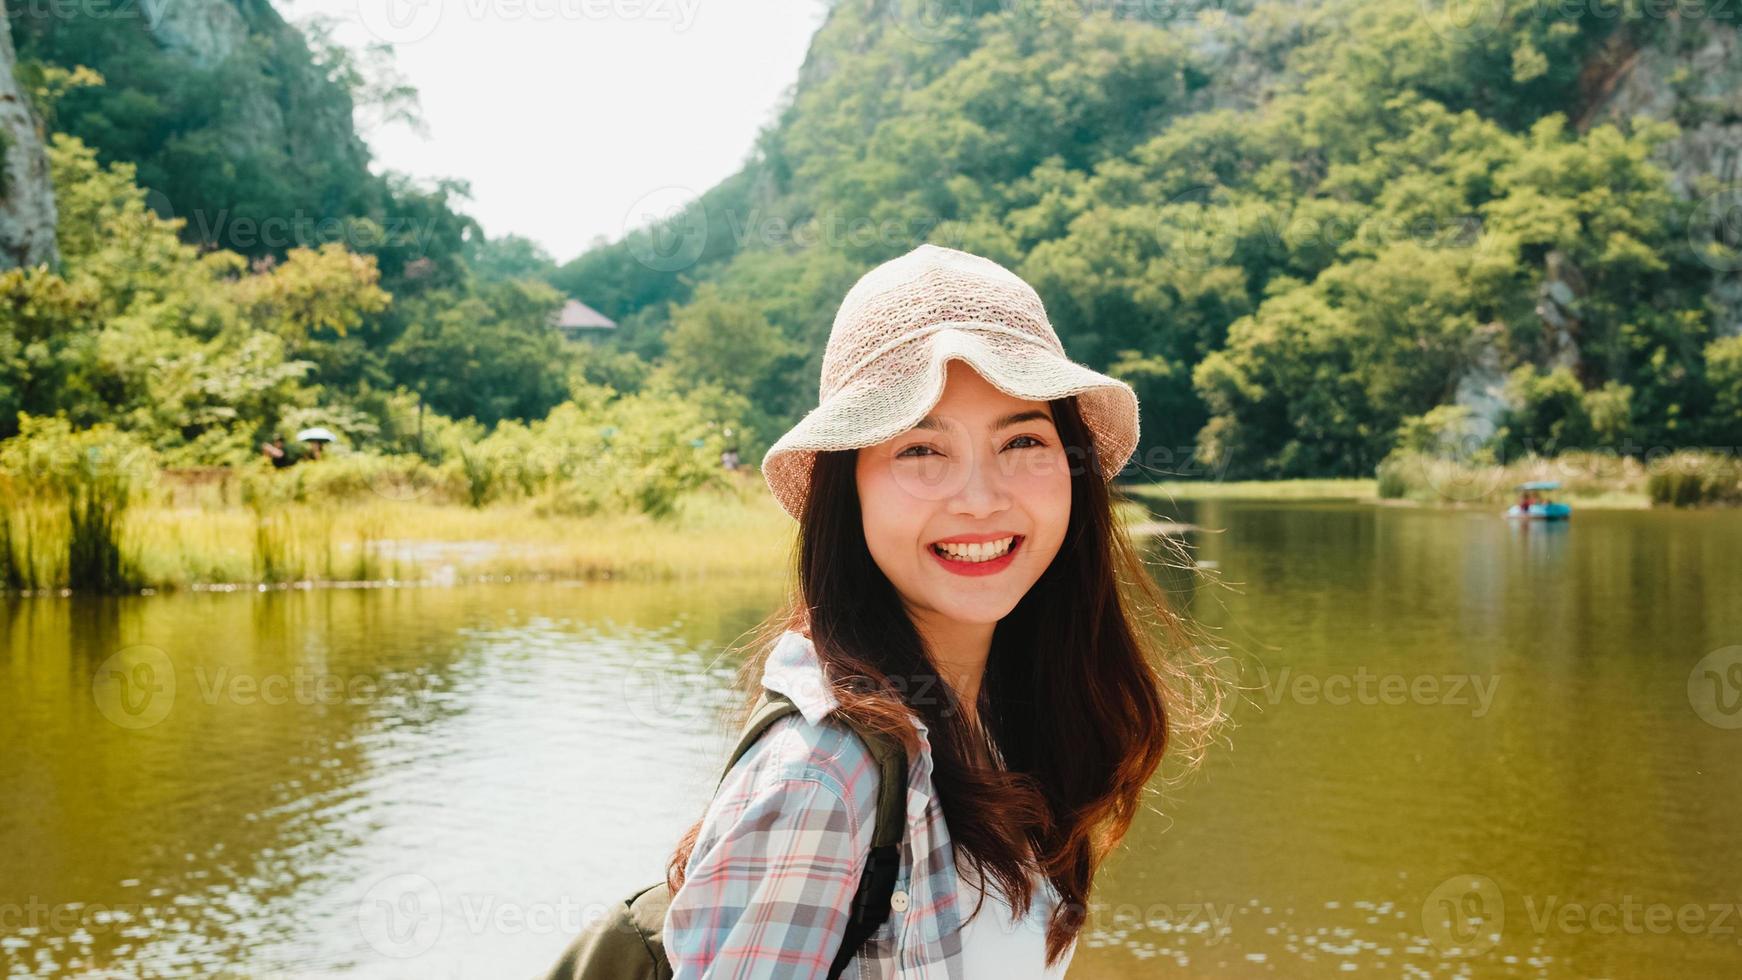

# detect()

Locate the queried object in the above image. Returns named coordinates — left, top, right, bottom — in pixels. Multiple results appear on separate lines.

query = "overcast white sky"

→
left=278, top=0, right=829, bottom=263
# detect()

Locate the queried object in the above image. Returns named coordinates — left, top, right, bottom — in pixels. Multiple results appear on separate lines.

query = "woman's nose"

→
left=946, top=442, right=1014, bottom=514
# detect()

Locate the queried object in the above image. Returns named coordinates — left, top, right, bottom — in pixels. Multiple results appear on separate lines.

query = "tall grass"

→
left=243, top=465, right=295, bottom=583
left=64, top=449, right=137, bottom=592
left=251, top=507, right=293, bottom=583
left=1372, top=449, right=1653, bottom=507
left=1128, top=478, right=1379, bottom=503
left=0, top=485, right=37, bottom=590
left=459, top=445, right=494, bottom=508
left=1645, top=451, right=1742, bottom=506
left=0, top=427, right=149, bottom=592
left=18, top=467, right=787, bottom=592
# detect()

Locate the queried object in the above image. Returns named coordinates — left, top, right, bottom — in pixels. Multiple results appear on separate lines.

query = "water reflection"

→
left=1096, top=500, right=1742, bottom=978
left=1, top=581, right=779, bottom=977
left=2, top=504, right=1739, bottom=977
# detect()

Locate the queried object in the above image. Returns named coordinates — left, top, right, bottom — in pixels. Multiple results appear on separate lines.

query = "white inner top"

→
left=955, top=736, right=1075, bottom=976
left=955, top=855, right=1076, bottom=978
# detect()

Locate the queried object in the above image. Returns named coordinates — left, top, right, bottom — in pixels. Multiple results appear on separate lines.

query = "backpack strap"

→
left=720, top=688, right=909, bottom=980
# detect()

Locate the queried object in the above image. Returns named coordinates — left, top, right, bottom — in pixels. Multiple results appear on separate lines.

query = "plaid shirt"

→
left=664, top=629, right=1003, bottom=979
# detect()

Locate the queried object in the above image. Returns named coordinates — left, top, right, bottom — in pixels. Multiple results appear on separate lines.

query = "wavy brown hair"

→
left=665, top=391, right=1229, bottom=968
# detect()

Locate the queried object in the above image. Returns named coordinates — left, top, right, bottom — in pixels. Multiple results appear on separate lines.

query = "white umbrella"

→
left=296, top=427, right=337, bottom=443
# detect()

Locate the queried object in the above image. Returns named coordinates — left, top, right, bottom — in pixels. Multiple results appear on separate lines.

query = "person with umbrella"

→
left=297, top=427, right=337, bottom=462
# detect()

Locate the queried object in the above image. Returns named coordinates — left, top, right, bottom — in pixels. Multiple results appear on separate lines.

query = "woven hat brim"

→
left=761, top=326, right=1140, bottom=522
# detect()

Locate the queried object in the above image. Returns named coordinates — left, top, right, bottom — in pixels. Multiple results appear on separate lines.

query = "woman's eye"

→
left=898, top=436, right=1043, bottom=457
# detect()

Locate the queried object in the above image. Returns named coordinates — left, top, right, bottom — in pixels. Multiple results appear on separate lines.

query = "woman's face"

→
left=855, top=361, right=1073, bottom=628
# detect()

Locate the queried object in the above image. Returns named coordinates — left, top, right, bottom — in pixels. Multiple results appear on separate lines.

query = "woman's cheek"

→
left=1012, top=449, right=1071, bottom=500
left=860, top=465, right=927, bottom=558
left=1018, top=450, right=1072, bottom=556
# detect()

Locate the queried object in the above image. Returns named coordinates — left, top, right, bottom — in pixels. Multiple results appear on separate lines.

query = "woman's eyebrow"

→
left=911, top=409, right=1054, bottom=432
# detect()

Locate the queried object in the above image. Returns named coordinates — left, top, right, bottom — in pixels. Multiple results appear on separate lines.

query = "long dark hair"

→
left=666, top=391, right=1228, bottom=967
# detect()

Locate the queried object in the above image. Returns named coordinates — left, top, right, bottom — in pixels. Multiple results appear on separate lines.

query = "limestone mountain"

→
left=556, top=0, right=1742, bottom=473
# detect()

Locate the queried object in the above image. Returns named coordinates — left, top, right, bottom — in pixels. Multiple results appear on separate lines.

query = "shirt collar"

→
left=761, top=629, right=932, bottom=741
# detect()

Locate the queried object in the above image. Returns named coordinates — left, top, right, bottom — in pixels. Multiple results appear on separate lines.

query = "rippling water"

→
left=2, top=502, right=1739, bottom=978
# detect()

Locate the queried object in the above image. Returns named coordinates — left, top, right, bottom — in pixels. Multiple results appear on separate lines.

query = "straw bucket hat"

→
left=760, top=243, right=1141, bottom=521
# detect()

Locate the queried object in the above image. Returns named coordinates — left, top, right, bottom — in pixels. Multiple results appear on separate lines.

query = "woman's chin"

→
left=918, top=595, right=1022, bottom=627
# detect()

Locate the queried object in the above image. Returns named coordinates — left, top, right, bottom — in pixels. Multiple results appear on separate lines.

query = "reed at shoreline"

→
left=1, top=469, right=796, bottom=595
left=6, top=448, right=1736, bottom=595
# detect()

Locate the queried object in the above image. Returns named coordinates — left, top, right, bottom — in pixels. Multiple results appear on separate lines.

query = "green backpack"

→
left=540, top=688, right=909, bottom=980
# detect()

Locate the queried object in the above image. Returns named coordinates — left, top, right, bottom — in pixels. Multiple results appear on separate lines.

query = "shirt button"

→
left=890, top=889, right=910, bottom=913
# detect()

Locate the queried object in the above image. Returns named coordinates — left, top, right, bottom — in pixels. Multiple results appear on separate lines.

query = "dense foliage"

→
left=559, top=0, right=1742, bottom=477
left=5, top=0, right=1739, bottom=499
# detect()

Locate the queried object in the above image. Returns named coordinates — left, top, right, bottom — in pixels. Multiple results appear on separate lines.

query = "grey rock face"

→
left=1582, top=19, right=1742, bottom=338
left=0, top=0, right=59, bottom=270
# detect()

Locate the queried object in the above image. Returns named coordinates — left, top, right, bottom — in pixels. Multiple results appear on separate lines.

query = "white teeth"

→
left=932, top=536, right=1016, bottom=562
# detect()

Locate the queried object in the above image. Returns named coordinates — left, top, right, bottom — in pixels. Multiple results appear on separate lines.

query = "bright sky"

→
left=278, top=0, right=829, bottom=263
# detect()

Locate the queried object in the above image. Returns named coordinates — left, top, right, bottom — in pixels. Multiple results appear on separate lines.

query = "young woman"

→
left=662, top=243, right=1224, bottom=978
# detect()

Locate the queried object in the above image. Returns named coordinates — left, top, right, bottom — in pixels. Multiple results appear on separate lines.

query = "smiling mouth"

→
left=929, top=535, right=1022, bottom=563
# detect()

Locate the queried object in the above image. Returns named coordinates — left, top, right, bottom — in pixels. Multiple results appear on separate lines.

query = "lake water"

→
left=2, top=500, right=1739, bottom=978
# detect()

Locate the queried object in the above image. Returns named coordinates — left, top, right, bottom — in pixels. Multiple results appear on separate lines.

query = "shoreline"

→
left=0, top=472, right=1717, bottom=597
left=1122, top=478, right=1657, bottom=510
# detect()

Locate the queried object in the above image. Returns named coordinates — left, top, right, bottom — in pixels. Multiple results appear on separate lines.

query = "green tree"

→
left=1703, top=335, right=1742, bottom=442
left=387, top=279, right=571, bottom=427
left=663, top=283, right=795, bottom=396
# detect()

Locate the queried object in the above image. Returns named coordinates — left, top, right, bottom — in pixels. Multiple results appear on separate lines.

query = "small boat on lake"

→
left=1505, top=480, right=1572, bottom=520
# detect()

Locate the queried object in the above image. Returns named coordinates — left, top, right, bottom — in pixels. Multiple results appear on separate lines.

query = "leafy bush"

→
left=1375, top=455, right=1412, bottom=499
left=1645, top=451, right=1742, bottom=506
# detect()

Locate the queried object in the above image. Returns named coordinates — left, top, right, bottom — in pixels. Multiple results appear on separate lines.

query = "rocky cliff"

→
left=6, top=0, right=375, bottom=258
left=1580, top=16, right=1742, bottom=337
left=0, top=0, right=57, bottom=270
